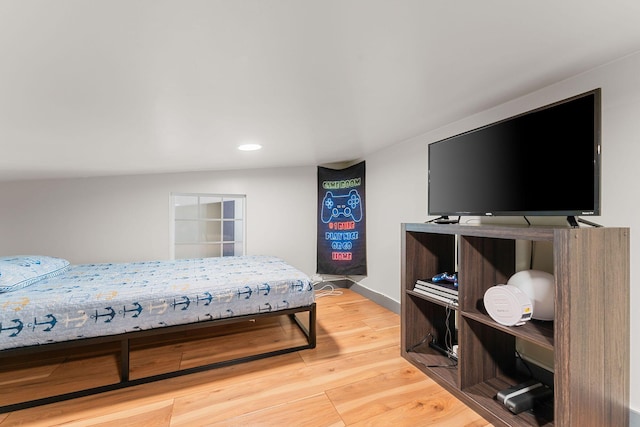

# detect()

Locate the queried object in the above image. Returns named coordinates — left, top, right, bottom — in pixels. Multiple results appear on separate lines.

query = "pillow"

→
left=0, top=256, right=70, bottom=293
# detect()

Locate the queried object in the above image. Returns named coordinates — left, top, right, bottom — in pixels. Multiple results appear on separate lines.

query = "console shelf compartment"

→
left=404, top=350, right=459, bottom=389
left=462, top=378, right=555, bottom=427
left=407, top=289, right=458, bottom=309
left=401, top=223, right=629, bottom=427
left=461, top=310, right=554, bottom=351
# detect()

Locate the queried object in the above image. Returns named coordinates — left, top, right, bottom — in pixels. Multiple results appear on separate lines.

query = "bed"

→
left=0, top=255, right=316, bottom=412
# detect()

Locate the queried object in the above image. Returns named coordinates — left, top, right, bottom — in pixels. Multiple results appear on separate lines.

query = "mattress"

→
left=0, top=255, right=314, bottom=351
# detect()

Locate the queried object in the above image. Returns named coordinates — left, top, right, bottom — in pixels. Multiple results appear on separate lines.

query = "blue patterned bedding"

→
left=0, top=255, right=314, bottom=351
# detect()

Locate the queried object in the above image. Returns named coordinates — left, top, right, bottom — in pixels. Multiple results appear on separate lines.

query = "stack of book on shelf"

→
left=413, top=278, right=458, bottom=307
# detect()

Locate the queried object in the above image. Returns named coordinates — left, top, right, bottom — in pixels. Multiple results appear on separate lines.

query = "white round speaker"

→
left=507, top=270, right=555, bottom=321
left=483, top=285, right=533, bottom=326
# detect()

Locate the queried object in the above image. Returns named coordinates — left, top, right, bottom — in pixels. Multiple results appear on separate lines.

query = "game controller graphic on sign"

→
left=321, top=189, right=363, bottom=223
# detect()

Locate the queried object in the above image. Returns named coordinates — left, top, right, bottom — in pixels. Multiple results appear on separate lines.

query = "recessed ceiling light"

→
left=238, top=143, right=262, bottom=151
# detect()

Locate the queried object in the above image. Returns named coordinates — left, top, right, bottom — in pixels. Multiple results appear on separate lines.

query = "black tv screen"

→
left=428, top=88, right=601, bottom=217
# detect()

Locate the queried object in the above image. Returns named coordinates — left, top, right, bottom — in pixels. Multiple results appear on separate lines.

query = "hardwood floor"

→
left=0, top=289, right=492, bottom=426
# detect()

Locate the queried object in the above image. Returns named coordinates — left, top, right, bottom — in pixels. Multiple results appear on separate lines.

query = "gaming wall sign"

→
left=317, top=161, right=367, bottom=276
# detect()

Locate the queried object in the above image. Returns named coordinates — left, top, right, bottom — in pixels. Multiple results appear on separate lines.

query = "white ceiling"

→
left=2, top=0, right=640, bottom=182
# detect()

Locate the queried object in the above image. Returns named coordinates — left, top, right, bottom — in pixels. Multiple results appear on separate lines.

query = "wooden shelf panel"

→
left=403, top=222, right=557, bottom=241
left=462, top=310, right=554, bottom=351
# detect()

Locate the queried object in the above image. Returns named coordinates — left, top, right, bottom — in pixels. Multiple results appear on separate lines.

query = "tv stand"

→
left=566, top=215, right=603, bottom=228
left=401, top=222, right=629, bottom=426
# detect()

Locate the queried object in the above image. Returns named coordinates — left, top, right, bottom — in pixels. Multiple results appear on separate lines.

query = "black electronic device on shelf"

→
left=497, top=380, right=553, bottom=415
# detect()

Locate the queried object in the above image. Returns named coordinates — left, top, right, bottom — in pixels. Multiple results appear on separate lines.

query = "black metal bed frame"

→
left=0, top=303, right=316, bottom=414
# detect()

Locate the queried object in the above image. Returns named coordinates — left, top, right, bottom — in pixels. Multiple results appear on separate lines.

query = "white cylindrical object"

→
left=483, top=284, right=533, bottom=326
left=507, top=270, right=555, bottom=321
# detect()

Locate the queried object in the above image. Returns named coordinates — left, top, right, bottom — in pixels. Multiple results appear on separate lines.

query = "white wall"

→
left=362, top=51, right=640, bottom=415
left=1, top=51, right=638, bottom=414
left=0, top=167, right=319, bottom=277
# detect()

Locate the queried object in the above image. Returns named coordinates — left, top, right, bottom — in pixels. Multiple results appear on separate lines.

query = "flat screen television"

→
left=428, top=88, right=601, bottom=222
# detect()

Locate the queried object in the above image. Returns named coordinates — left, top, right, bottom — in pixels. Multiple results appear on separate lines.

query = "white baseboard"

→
left=312, top=276, right=400, bottom=314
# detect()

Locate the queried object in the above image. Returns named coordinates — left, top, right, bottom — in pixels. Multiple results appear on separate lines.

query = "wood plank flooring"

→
left=0, top=289, right=492, bottom=426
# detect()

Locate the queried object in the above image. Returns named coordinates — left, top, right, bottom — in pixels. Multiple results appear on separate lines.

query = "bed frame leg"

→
left=289, top=303, right=316, bottom=349
left=309, top=303, right=317, bottom=348
left=121, top=339, right=130, bottom=382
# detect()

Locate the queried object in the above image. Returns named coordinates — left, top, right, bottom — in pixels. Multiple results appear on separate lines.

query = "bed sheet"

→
left=0, top=255, right=314, bottom=351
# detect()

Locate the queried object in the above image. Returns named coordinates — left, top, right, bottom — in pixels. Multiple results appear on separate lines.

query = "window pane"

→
left=222, top=219, right=235, bottom=241
left=174, top=196, right=199, bottom=220
left=233, top=242, right=244, bottom=256
left=200, top=196, right=222, bottom=219
left=223, top=197, right=244, bottom=220
left=175, top=244, right=223, bottom=258
left=233, top=220, right=244, bottom=242
left=223, top=243, right=235, bottom=257
left=222, top=199, right=234, bottom=220
left=175, top=220, right=199, bottom=243
left=202, top=245, right=222, bottom=258
left=204, top=220, right=222, bottom=242
left=175, top=244, right=202, bottom=259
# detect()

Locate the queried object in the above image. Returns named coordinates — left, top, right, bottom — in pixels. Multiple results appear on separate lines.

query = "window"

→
left=170, top=193, right=245, bottom=259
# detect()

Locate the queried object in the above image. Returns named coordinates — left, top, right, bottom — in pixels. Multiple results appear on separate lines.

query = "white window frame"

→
left=169, top=192, right=246, bottom=260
